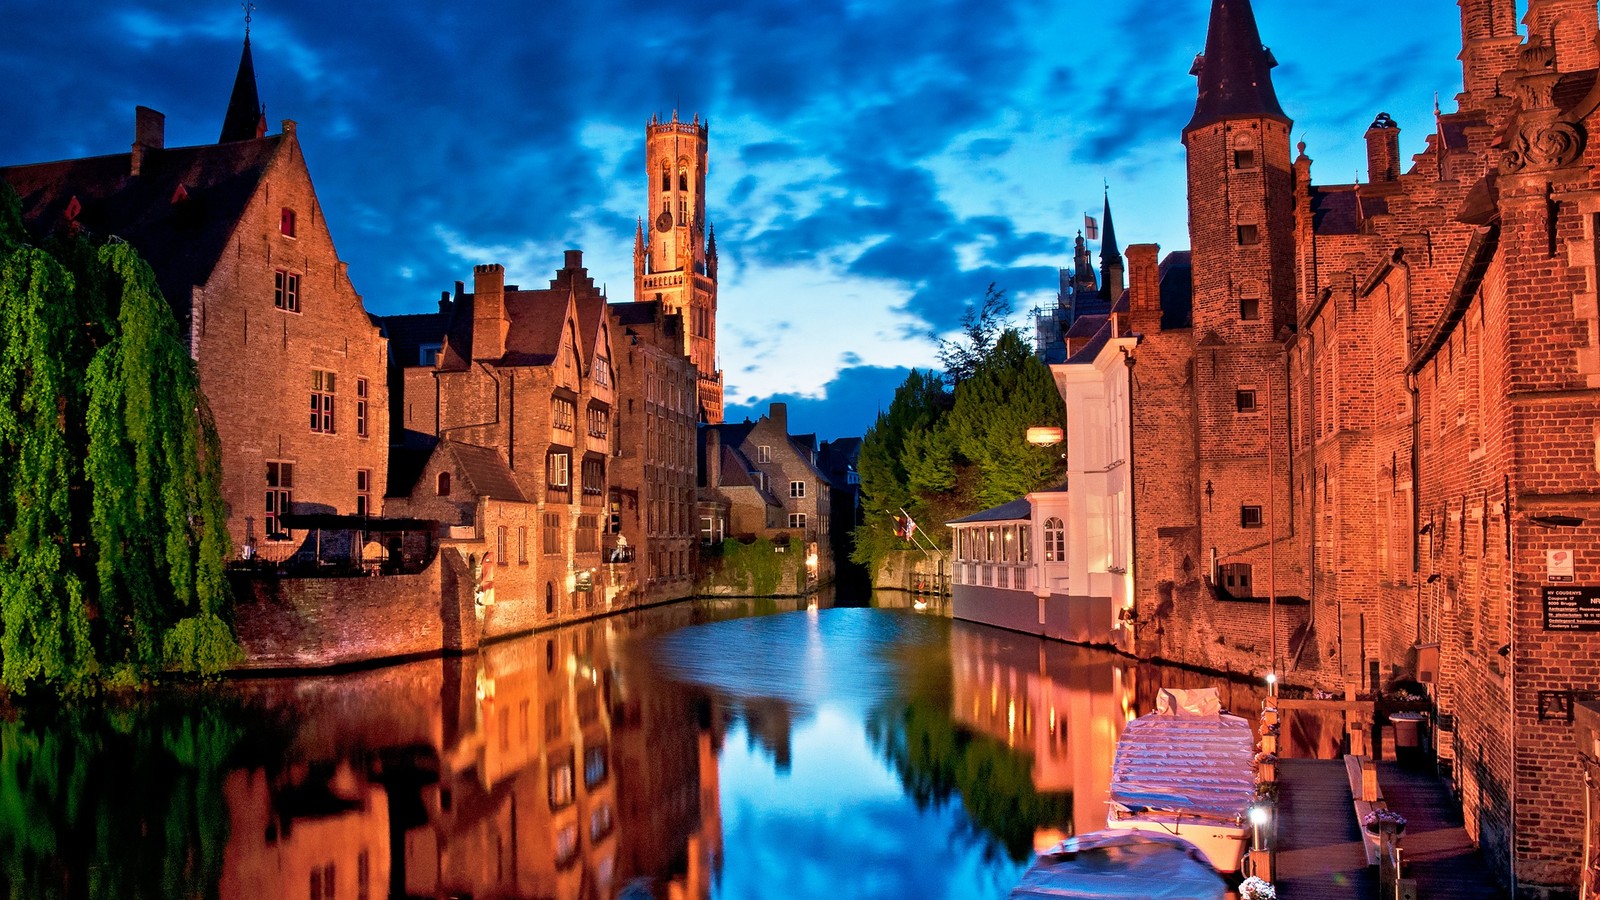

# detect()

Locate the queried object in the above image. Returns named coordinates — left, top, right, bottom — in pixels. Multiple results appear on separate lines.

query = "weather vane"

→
left=242, top=1, right=255, bottom=36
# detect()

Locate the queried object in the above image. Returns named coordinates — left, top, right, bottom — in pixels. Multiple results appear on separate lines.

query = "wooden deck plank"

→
left=1377, top=761, right=1506, bottom=899
left=1275, top=758, right=1376, bottom=899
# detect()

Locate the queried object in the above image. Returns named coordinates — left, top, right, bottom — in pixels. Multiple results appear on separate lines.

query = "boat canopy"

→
left=1108, top=688, right=1255, bottom=821
left=1009, top=830, right=1228, bottom=899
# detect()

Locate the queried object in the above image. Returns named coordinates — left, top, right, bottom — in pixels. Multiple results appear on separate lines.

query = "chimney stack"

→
left=1365, top=113, right=1401, bottom=183
left=131, top=106, right=165, bottom=175
left=1127, top=244, right=1163, bottom=334
left=768, top=402, right=788, bottom=434
left=473, top=264, right=508, bottom=361
left=564, top=249, right=584, bottom=271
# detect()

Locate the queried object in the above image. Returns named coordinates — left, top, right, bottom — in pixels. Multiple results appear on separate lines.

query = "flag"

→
left=896, top=514, right=918, bottom=541
left=1084, top=214, right=1099, bottom=240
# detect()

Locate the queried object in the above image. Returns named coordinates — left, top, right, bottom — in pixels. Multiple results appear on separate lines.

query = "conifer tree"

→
left=945, top=329, right=1066, bottom=509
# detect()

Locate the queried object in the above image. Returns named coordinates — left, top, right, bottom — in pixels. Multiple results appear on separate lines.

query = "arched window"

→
left=1044, top=517, right=1066, bottom=562
left=437, top=471, right=451, bottom=496
left=660, top=167, right=670, bottom=192
left=679, top=167, right=689, bottom=191
left=546, top=583, right=555, bottom=615
left=1231, top=132, right=1259, bottom=170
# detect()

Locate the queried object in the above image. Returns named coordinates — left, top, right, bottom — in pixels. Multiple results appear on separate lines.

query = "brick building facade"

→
left=633, top=113, right=723, bottom=424
left=0, top=37, right=390, bottom=559
left=1045, top=1, right=1600, bottom=892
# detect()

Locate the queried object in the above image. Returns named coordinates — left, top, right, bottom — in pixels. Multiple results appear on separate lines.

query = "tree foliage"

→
left=854, top=282, right=1067, bottom=576
left=0, top=186, right=238, bottom=694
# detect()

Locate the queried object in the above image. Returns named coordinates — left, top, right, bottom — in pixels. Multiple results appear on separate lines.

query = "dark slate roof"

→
left=1065, top=314, right=1107, bottom=339
left=948, top=498, right=1032, bottom=525
left=1066, top=316, right=1113, bottom=364
left=386, top=443, right=433, bottom=498
left=1187, top=0, right=1289, bottom=131
left=1309, top=184, right=1362, bottom=236
left=220, top=37, right=265, bottom=143
left=1, top=136, right=283, bottom=322
left=443, top=441, right=526, bottom=502
left=609, top=299, right=662, bottom=326
left=500, top=290, right=569, bottom=367
left=1158, top=250, right=1194, bottom=331
left=382, top=311, right=448, bottom=369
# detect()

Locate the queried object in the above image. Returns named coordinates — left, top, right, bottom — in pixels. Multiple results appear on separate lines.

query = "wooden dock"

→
left=1275, top=758, right=1376, bottom=898
left=1272, top=758, right=1505, bottom=898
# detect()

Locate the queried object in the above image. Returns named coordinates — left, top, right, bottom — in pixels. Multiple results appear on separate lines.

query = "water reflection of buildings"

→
left=220, top=610, right=723, bottom=900
left=949, top=623, right=1134, bottom=846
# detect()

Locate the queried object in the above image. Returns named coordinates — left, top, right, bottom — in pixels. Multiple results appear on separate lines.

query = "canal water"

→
left=0, top=591, right=1337, bottom=899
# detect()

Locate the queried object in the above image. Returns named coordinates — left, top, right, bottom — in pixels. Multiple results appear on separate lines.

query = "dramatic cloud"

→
left=3, top=0, right=1473, bottom=439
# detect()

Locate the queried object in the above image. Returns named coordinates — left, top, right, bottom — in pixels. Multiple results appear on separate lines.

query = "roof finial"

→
left=242, top=0, right=255, bottom=37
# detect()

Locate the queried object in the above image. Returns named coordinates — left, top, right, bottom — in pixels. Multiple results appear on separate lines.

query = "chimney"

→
left=768, top=402, right=788, bottom=434
left=472, top=264, right=508, bottom=361
left=564, top=249, right=584, bottom=271
left=1365, top=113, right=1401, bottom=183
left=705, top=429, right=721, bottom=487
left=1126, top=244, right=1163, bottom=334
left=131, top=106, right=165, bottom=176
left=439, top=291, right=452, bottom=315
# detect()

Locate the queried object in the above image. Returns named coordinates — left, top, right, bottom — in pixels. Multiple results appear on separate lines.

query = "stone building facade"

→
left=0, top=37, right=390, bottom=558
left=699, top=403, right=833, bottom=588
left=1044, top=0, right=1600, bottom=892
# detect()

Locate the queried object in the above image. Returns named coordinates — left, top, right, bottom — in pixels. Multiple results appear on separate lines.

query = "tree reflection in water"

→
left=0, top=595, right=1310, bottom=900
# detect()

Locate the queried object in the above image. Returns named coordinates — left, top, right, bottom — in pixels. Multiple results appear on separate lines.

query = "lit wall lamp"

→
left=1530, top=514, right=1585, bottom=528
left=1026, top=426, right=1064, bottom=447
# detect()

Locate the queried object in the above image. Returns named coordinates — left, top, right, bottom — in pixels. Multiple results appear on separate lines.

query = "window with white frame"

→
left=789, top=513, right=807, bottom=529
left=1043, top=516, right=1065, bottom=562
left=266, top=462, right=293, bottom=538
left=758, top=445, right=771, bottom=463
left=355, top=378, right=369, bottom=437
left=274, top=269, right=300, bottom=312
left=790, top=480, right=805, bottom=498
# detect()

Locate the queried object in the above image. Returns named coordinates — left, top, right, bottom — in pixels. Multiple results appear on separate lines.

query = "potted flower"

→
left=1239, top=875, right=1277, bottom=900
left=1253, top=751, right=1279, bottom=768
left=1363, top=808, right=1407, bottom=835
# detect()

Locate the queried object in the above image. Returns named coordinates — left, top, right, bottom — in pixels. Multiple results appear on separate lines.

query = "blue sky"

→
left=3, top=1, right=1482, bottom=439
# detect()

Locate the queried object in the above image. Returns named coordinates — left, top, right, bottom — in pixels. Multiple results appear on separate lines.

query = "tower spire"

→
left=220, top=15, right=266, bottom=143
left=1187, top=0, right=1288, bottom=132
left=1099, top=189, right=1125, bottom=302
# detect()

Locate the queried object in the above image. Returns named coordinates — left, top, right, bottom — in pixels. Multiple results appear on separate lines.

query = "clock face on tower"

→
left=655, top=210, right=673, bottom=232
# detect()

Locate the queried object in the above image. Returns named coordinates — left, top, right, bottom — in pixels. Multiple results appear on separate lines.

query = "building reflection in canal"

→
left=0, top=595, right=1326, bottom=899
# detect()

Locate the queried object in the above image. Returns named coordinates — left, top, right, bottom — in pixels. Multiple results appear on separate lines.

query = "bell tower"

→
left=634, top=111, right=722, bottom=423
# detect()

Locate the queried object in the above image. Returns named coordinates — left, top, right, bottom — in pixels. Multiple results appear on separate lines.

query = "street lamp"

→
left=1026, top=426, right=1064, bottom=447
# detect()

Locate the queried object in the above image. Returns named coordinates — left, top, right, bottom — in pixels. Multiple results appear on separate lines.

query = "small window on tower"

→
left=1237, top=224, right=1260, bottom=245
left=1240, top=297, right=1261, bottom=321
left=1240, top=505, right=1264, bottom=528
left=679, top=168, right=688, bottom=191
left=1236, top=389, right=1258, bottom=413
left=660, top=169, right=670, bottom=192
left=1233, top=149, right=1256, bottom=170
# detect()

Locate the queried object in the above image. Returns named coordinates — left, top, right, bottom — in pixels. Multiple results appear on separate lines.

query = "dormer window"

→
left=280, top=207, right=296, bottom=237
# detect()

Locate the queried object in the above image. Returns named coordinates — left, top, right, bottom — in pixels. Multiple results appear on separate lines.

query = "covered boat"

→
left=1009, top=830, right=1229, bottom=899
left=1104, top=688, right=1255, bottom=873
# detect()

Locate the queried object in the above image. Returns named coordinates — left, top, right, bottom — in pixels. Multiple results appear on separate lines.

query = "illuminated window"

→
left=280, top=207, right=296, bottom=237
left=355, top=378, right=369, bottom=437
left=678, top=167, right=688, bottom=191
left=1043, top=517, right=1065, bottom=562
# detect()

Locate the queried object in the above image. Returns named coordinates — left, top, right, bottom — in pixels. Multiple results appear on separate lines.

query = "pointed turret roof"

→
left=1099, top=191, right=1121, bottom=264
left=220, top=36, right=265, bottom=143
left=1186, top=0, right=1288, bottom=132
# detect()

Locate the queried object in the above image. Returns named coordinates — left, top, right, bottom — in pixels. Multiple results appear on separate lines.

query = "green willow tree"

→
left=0, top=187, right=238, bottom=694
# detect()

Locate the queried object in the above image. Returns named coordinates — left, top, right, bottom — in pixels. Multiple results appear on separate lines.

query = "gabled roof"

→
left=1187, top=0, right=1289, bottom=132
left=382, top=311, right=448, bottom=368
left=442, top=441, right=526, bottom=502
left=948, top=498, right=1033, bottom=525
left=500, top=291, right=572, bottom=367
left=2, top=136, right=283, bottom=321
